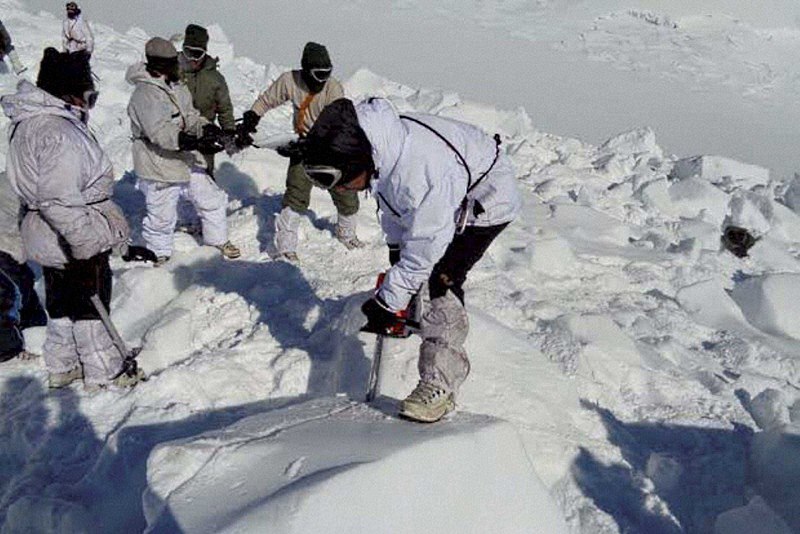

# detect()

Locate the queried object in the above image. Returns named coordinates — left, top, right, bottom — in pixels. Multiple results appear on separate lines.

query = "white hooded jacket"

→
left=127, top=62, right=207, bottom=184
left=1, top=80, right=129, bottom=268
left=355, top=98, right=521, bottom=311
left=62, top=14, right=94, bottom=55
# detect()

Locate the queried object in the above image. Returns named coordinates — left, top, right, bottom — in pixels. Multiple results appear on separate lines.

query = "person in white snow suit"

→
left=1, top=48, right=140, bottom=389
left=62, top=2, right=94, bottom=58
left=0, top=19, right=27, bottom=75
left=127, top=37, right=240, bottom=264
left=236, top=42, right=363, bottom=261
left=299, top=98, right=521, bottom=422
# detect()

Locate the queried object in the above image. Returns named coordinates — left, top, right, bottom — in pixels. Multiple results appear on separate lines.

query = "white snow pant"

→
left=275, top=206, right=302, bottom=255
left=6, top=50, right=25, bottom=75
left=139, top=171, right=228, bottom=257
left=418, top=291, right=470, bottom=394
left=43, top=317, right=124, bottom=386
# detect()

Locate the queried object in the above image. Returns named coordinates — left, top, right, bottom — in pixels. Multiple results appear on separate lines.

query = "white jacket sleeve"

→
left=34, top=131, right=111, bottom=260
left=377, top=173, right=457, bottom=311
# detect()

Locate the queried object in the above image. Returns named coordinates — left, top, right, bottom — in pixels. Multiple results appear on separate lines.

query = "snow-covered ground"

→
left=2, top=0, right=800, bottom=532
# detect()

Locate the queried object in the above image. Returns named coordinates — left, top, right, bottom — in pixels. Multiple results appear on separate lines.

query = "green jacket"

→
left=182, top=57, right=235, bottom=132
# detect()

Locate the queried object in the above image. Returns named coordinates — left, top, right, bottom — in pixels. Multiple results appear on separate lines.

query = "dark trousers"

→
left=42, top=252, right=112, bottom=321
left=282, top=158, right=360, bottom=217
left=429, top=223, right=510, bottom=304
left=0, top=251, right=46, bottom=330
left=0, top=267, right=23, bottom=361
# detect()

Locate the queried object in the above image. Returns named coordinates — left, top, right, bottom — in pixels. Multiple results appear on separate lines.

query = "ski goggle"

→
left=182, top=45, right=206, bottom=62
left=309, top=68, right=332, bottom=83
left=83, top=89, right=99, bottom=109
left=66, top=2, right=78, bottom=8
left=303, top=164, right=343, bottom=190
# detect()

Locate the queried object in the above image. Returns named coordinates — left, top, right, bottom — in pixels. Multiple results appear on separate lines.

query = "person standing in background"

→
left=62, top=2, right=94, bottom=58
left=180, top=24, right=236, bottom=177
left=236, top=42, right=364, bottom=261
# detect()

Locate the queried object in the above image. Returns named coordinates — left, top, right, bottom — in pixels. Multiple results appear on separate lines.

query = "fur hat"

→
left=36, top=47, right=94, bottom=99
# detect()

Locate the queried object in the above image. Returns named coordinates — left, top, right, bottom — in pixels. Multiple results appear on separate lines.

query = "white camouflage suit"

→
left=62, top=13, right=94, bottom=55
left=126, top=62, right=228, bottom=258
left=356, top=98, right=521, bottom=394
left=1, top=80, right=130, bottom=384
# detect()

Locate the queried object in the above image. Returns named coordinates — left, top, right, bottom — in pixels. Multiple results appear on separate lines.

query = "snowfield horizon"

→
left=1, top=0, right=800, bottom=532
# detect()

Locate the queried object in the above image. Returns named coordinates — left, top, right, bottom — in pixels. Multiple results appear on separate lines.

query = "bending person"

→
left=300, top=98, right=521, bottom=422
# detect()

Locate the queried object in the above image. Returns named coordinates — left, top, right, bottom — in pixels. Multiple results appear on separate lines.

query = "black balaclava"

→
left=66, top=2, right=80, bottom=19
left=303, top=98, right=374, bottom=185
left=300, top=42, right=332, bottom=94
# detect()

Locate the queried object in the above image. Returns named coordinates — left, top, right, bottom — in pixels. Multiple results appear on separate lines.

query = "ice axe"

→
left=89, top=294, right=144, bottom=381
left=363, top=274, right=421, bottom=402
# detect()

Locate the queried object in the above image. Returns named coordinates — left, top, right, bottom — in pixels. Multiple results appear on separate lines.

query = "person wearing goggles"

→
left=235, top=42, right=363, bottom=261
left=179, top=24, right=236, bottom=176
left=62, top=2, right=94, bottom=58
left=1, top=48, right=141, bottom=389
left=127, top=37, right=241, bottom=266
left=300, top=98, right=521, bottom=423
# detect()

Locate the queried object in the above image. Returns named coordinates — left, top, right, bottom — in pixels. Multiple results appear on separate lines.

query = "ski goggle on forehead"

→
left=182, top=45, right=206, bottom=62
left=309, top=68, right=332, bottom=83
left=303, top=164, right=343, bottom=190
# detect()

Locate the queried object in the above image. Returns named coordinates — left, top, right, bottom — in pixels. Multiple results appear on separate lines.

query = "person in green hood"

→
left=180, top=24, right=235, bottom=176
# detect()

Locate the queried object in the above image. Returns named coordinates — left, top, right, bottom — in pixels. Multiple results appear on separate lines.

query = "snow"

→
left=142, top=398, right=568, bottom=533
left=2, top=0, right=800, bottom=532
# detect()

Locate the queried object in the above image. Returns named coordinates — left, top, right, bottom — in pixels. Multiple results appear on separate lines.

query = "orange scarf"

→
left=295, top=93, right=315, bottom=135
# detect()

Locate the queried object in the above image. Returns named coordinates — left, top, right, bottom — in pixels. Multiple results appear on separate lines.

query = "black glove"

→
left=239, top=110, right=261, bottom=134
left=275, top=139, right=308, bottom=159
left=178, top=131, right=199, bottom=152
left=122, top=245, right=158, bottom=263
left=361, top=296, right=397, bottom=334
left=222, top=130, right=239, bottom=156
left=197, top=124, right=225, bottom=155
left=388, top=244, right=401, bottom=266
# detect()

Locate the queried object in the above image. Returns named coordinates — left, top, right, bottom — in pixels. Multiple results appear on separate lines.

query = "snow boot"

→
left=335, top=213, right=366, bottom=250
left=216, top=241, right=241, bottom=259
left=112, top=367, right=146, bottom=388
left=399, top=381, right=455, bottom=423
left=7, top=50, right=26, bottom=75
left=48, top=366, right=84, bottom=389
left=154, top=255, right=170, bottom=267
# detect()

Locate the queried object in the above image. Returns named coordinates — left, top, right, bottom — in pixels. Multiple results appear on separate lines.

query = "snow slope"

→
left=2, top=1, right=800, bottom=533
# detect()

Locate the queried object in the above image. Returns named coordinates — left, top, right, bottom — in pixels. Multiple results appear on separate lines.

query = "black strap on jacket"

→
left=399, top=115, right=502, bottom=194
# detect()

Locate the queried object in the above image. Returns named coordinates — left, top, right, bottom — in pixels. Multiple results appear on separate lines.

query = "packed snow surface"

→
left=2, top=0, right=800, bottom=533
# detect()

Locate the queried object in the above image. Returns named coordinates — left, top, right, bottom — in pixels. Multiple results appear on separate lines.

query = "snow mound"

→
left=143, top=398, right=569, bottom=534
left=730, top=274, right=800, bottom=340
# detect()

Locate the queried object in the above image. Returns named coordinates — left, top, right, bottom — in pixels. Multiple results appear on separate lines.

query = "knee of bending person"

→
left=421, top=292, right=469, bottom=346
